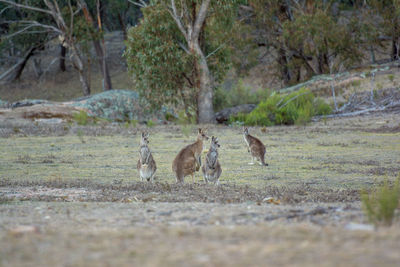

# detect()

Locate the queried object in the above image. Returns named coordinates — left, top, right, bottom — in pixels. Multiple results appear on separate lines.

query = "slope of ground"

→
left=0, top=112, right=399, bottom=266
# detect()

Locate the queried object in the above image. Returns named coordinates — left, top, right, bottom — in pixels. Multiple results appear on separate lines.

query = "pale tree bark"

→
left=169, top=0, right=215, bottom=123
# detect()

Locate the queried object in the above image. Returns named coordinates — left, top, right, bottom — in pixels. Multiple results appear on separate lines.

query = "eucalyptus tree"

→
left=125, top=0, right=243, bottom=123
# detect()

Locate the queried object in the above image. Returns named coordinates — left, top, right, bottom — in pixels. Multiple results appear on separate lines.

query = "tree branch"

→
left=192, top=0, right=210, bottom=40
left=206, top=43, right=225, bottom=59
left=0, top=0, right=53, bottom=15
left=169, top=0, right=188, bottom=41
left=3, top=20, right=62, bottom=35
left=127, top=0, right=147, bottom=8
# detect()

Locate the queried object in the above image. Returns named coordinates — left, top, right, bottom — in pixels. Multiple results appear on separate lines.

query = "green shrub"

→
left=361, top=175, right=400, bottom=227
left=230, top=88, right=331, bottom=126
left=73, top=110, right=89, bottom=126
left=314, top=98, right=332, bottom=115
left=146, top=120, right=156, bottom=128
left=351, top=80, right=361, bottom=87
left=388, top=74, right=394, bottom=82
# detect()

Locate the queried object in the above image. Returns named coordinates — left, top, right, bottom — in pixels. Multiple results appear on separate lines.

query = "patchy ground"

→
left=1, top=112, right=400, bottom=266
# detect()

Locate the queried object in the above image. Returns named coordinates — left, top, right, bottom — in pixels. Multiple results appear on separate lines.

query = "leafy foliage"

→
left=361, top=175, right=400, bottom=227
left=125, top=1, right=240, bottom=118
left=125, top=4, right=194, bottom=112
left=230, top=88, right=332, bottom=126
left=73, top=110, right=89, bottom=125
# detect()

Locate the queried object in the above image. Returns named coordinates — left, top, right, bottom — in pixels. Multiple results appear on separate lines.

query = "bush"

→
left=361, top=175, right=400, bottom=227
left=73, top=110, right=89, bottom=126
left=230, top=88, right=331, bottom=126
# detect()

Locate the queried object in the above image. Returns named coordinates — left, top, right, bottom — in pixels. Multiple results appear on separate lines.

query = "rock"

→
left=215, top=104, right=257, bottom=124
left=69, top=89, right=170, bottom=123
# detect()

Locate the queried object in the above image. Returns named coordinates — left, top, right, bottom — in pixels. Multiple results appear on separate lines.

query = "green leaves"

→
left=230, top=88, right=332, bottom=126
left=361, top=175, right=400, bottom=227
left=125, top=1, right=238, bottom=114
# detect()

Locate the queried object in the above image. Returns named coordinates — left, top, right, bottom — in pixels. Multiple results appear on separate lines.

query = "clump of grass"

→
left=388, top=74, right=394, bottom=82
left=230, top=88, right=331, bottom=126
left=125, top=119, right=138, bottom=128
left=351, top=80, right=361, bottom=87
left=73, top=110, right=89, bottom=126
left=77, top=129, right=85, bottom=143
left=361, top=175, right=400, bottom=227
left=146, top=120, right=156, bottom=128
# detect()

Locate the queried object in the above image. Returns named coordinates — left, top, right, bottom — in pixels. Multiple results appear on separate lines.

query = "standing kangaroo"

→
left=202, top=136, right=222, bottom=185
left=137, top=132, right=157, bottom=182
left=172, top=128, right=209, bottom=183
left=243, top=127, right=268, bottom=166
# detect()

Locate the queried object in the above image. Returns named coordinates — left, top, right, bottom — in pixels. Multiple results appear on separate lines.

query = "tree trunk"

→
left=118, top=12, right=127, bottom=40
left=191, top=41, right=215, bottom=124
left=71, top=47, right=91, bottom=96
left=60, top=44, right=67, bottom=72
left=5, top=46, right=36, bottom=82
left=80, top=0, right=112, bottom=90
left=391, top=36, right=399, bottom=61
left=278, top=47, right=291, bottom=85
left=92, top=39, right=112, bottom=90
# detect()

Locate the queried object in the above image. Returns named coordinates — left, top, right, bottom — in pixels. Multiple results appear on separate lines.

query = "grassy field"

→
left=1, top=113, right=400, bottom=266
left=1, top=118, right=399, bottom=188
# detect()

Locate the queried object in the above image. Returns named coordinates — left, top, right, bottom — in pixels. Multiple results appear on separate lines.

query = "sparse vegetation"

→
left=76, top=129, right=85, bottom=143
left=361, top=175, right=400, bottom=227
left=146, top=120, right=156, bottom=128
left=213, top=80, right=270, bottom=111
left=73, top=111, right=89, bottom=126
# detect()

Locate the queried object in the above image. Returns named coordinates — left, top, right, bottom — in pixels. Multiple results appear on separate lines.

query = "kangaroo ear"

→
left=198, top=128, right=202, bottom=134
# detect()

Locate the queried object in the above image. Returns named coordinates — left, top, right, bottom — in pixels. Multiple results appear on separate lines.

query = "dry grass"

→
left=1, top=114, right=400, bottom=266
left=1, top=118, right=399, bottom=189
left=1, top=202, right=400, bottom=266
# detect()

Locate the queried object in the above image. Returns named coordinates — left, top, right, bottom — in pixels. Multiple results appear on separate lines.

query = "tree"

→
left=368, top=0, right=400, bottom=61
left=79, top=0, right=112, bottom=90
left=0, top=1, right=52, bottom=82
left=125, top=0, right=239, bottom=123
left=247, top=0, right=364, bottom=84
left=0, top=0, right=94, bottom=95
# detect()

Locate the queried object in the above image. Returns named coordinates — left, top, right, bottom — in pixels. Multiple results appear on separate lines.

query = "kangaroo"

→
left=137, top=132, right=157, bottom=182
left=243, top=127, right=268, bottom=166
left=202, top=136, right=222, bottom=185
left=172, top=128, right=209, bottom=183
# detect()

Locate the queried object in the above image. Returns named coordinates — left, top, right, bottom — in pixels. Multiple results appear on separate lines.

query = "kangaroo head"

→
left=211, top=136, right=220, bottom=149
left=197, top=128, right=209, bottom=141
left=243, top=127, right=249, bottom=136
left=140, top=132, right=149, bottom=146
